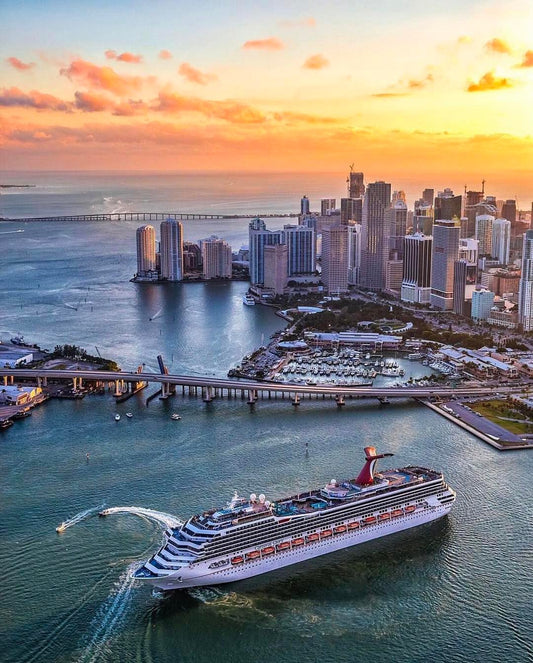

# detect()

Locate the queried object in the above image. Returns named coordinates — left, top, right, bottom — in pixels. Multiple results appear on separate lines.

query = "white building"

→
left=321, top=224, right=348, bottom=294
left=471, top=289, right=495, bottom=322
left=136, top=225, right=156, bottom=276
left=401, top=233, right=432, bottom=304
left=519, top=230, right=533, bottom=331
left=475, top=214, right=494, bottom=257
left=201, top=236, right=232, bottom=279
left=430, top=220, right=460, bottom=310
left=160, top=218, right=183, bottom=281
left=347, top=223, right=362, bottom=285
left=492, top=218, right=511, bottom=265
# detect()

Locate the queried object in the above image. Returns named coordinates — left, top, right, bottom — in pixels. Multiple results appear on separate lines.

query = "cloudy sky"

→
left=1, top=0, right=532, bottom=192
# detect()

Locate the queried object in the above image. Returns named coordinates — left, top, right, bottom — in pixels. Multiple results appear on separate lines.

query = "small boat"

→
left=276, top=541, right=290, bottom=551
left=231, top=556, right=244, bottom=565
left=306, top=533, right=319, bottom=543
left=391, top=509, right=403, bottom=518
left=291, top=537, right=305, bottom=547
left=243, top=293, right=256, bottom=306
left=245, top=550, right=261, bottom=560
left=0, top=419, right=14, bottom=430
left=348, top=521, right=360, bottom=530
left=362, top=516, right=377, bottom=525
left=171, top=413, right=181, bottom=420
left=334, top=525, right=347, bottom=534
left=261, top=546, right=275, bottom=556
left=114, top=414, right=121, bottom=421
left=320, top=529, right=333, bottom=538
left=125, top=412, right=133, bottom=418
left=56, top=523, right=67, bottom=533
left=378, top=512, right=391, bottom=521
left=405, top=505, right=416, bottom=513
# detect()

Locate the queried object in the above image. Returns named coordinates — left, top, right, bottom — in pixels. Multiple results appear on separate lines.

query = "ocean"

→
left=0, top=172, right=531, bottom=663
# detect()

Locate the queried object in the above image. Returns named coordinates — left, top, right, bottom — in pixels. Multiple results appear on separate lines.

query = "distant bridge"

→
left=2, top=212, right=299, bottom=223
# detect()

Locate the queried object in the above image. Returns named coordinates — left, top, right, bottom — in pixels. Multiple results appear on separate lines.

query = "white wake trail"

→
left=99, top=506, right=182, bottom=529
left=56, top=503, right=106, bottom=533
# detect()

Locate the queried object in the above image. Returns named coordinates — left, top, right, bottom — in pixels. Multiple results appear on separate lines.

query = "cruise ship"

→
left=133, top=447, right=455, bottom=590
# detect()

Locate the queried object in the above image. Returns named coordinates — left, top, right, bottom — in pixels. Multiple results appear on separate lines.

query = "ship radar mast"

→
left=355, top=446, right=394, bottom=486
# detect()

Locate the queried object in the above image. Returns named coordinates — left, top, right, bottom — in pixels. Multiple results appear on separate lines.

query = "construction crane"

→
left=94, top=346, right=102, bottom=358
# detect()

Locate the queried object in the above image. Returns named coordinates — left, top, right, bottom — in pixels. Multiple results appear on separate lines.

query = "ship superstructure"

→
left=133, top=447, right=455, bottom=590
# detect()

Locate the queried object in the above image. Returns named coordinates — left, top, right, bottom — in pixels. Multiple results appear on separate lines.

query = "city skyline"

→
left=1, top=0, right=532, bottom=200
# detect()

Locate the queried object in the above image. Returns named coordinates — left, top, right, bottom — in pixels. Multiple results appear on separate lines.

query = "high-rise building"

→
left=401, top=233, right=432, bottom=304
left=183, top=241, right=202, bottom=270
left=501, top=199, right=517, bottom=225
left=263, top=244, right=288, bottom=295
left=160, top=218, right=183, bottom=281
left=386, top=200, right=407, bottom=258
left=347, top=223, right=362, bottom=285
left=348, top=170, right=365, bottom=198
left=321, top=224, right=349, bottom=294
left=518, top=230, right=533, bottom=331
left=422, top=188, right=434, bottom=206
left=300, top=195, right=310, bottom=215
left=321, top=199, right=336, bottom=216
left=434, top=189, right=462, bottom=222
left=136, top=225, right=156, bottom=276
left=413, top=205, right=434, bottom=235
left=283, top=225, right=315, bottom=276
left=340, top=198, right=362, bottom=224
left=453, top=259, right=468, bottom=315
left=360, top=181, right=391, bottom=290
left=492, top=218, right=511, bottom=264
left=201, top=236, right=232, bottom=279
left=471, top=289, right=495, bottom=322
left=430, top=220, right=460, bottom=310
left=248, top=217, right=283, bottom=285
left=475, top=214, right=495, bottom=257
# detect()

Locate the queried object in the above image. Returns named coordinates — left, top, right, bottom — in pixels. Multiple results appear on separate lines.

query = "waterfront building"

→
left=340, top=197, right=362, bottom=225
left=160, top=218, right=183, bottom=281
left=300, top=195, right=310, bottom=215
left=321, top=224, right=349, bottom=294
left=434, top=189, right=462, bottom=223
left=347, top=223, right=362, bottom=285
left=401, top=233, right=432, bottom=304
left=183, top=241, right=202, bottom=271
left=518, top=230, right=533, bottom=331
left=471, top=289, right=495, bottom=323
left=348, top=170, right=365, bottom=198
left=283, top=225, right=315, bottom=276
left=249, top=217, right=283, bottom=286
left=263, top=244, right=288, bottom=295
left=360, top=181, right=391, bottom=290
left=201, top=236, right=232, bottom=279
left=492, top=218, right=511, bottom=264
left=475, top=214, right=494, bottom=257
left=430, top=220, right=460, bottom=310
left=136, top=225, right=157, bottom=277
left=321, top=199, right=336, bottom=216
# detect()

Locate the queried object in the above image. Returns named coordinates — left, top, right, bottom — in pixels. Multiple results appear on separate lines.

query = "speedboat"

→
left=125, top=412, right=133, bottom=418
left=171, top=413, right=181, bottom=420
left=56, top=523, right=67, bottom=533
left=115, top=414, right=121, bottom=421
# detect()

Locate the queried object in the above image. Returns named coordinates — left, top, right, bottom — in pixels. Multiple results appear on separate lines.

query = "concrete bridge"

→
left=3, top=212, right=299, bottom=223
left=0, top=368, right=521, bottom=407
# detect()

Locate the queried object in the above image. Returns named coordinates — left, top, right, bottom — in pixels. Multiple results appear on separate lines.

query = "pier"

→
left=2, top=211, right=299, bottom=223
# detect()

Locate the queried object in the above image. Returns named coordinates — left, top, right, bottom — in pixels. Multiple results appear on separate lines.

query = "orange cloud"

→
left=7, top=57, right=35, bottom=71
left=485, top=38, right=512, bottom=55
left=279, top=17, right=315, bottom=28
left=159, top=49, right=173, bottom=60
left=242, top=37, right=284, bottom=51
left=516, top=50, right=533, bottom=68
left=60, top=59, right=144, bottom=96
left=178, top=62, right=217, bottom=85
left=74, top=91, right=116, bottom=112
left=408, top=73, right=434, bottom=89
left=467, top=71, right=513, bottom=92
left=372, top=92, right=409, bottom=98
left=302, top=54, right=329, bottom=70
left=155, top=91, right=266, bottom=124
left=105, top=50, right=143, bottom=63
left=0, top=86, right=71, bottom=111
left=272, top=111, right=339, bottom=125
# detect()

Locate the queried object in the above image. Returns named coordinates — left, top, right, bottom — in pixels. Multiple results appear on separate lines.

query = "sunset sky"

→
left=1, top=0, right=532, bottom=196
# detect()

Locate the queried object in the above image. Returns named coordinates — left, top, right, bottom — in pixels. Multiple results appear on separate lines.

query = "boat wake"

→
left=76, top=562, right=141, bottom=663
left=56, top=504, right=105, bottom=533
left=99, top=506, right=183, bottom=529
left=187, top=586, right=227, bottom=603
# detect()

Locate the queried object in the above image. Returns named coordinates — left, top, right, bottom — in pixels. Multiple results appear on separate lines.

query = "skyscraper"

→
left=518, top=230, right=533, bottom=331
left=160, top=218, right=183, bottom=281
left=201, top=236, right=232, bottom=279
left=347, top=223, right=362, bottom=285
left=136, top=224, right=156, bottom=276
left=471, top=289, right=495, bottom=322
left=340, top=197, right=362, bottom=225
left=434, top=189, right=462, bottom=222
left=360, top=181, right=391, bottom=290
left=475, top=214, right=494, bottom=257
left=386, top=200, right=407, bottom=258
left=430, top=220, right=460, bottom=309
left=348, top=170, right=365, bottom=198
left=422, top=188, right=434, bottom=206
left=283, top=225, right=315, bottom=276
left=492, top=218, right=511, bottom=264
left=413, top=204, right=434, bottom=235
left=300, top=195, right=310, bottom=215
left=501, top=199, right=517, bottom=225
left=249, top=217, right=283, bottom=285
left=401, top=234, right=432, bottom=304
left=263, top=244, right=288, bottom=295
left=321, top=199, right=336, bottom=216
left=321, top=224, right=348, bottom=294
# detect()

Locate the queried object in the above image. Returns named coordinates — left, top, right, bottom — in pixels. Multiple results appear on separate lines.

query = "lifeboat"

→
left=278, top=517, right=291, bottom=524
left=405, top=505, right=416, bottom=513
left=348, top=521, right=360, bottom=530
left=362, top=516, right=377, bottom=525
left=276, top=541, right=290, bottom=552
left=231, top=556, right=244, bottom=565
left=306, top=533, right=319, bottom=543
left=334, top=525, right=347, bottom=534
left=391, top=509, right=403, bottom=517
left=246, top=551, right=260, bottom=561
left=292, top=538, right=305, bottom=547
left=378, top=513, right=391, bottom=521
left=320, top=529, right=333, bottom=538
left=261, top=546, right=275, bottom=556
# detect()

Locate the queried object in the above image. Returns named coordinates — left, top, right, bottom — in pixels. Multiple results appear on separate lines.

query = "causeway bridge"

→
left=2, top=212, right=299, bottom=223
left=0, top=368, right=521, bottom=407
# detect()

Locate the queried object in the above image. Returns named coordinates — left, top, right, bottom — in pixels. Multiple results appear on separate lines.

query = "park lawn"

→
left=469, top=399, right=533, bottom=436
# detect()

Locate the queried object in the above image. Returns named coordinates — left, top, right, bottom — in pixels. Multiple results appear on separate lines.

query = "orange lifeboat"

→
left=348, top=521, right=360, bottom=530
left=306, top=533, right=319, bottom=543
left=320, top=529, right=333, bottom=538
left=378, top=513, right=391, bottom=521
left=362, top=516, right=377, bottom=525
left=292, top=537, right=305, bottom=547
left=245, top=550, right=260, bottom=561
left=391, top=509, right=403, bottom=518
left=231, top=556, right=244, bottom=565
left=276, top=541, right=290, bottom=552
left=405, top=505, right=416, bottom=513
left=334, top=525, right=347, bottom=534
left=261, top=546, right=275, bottom=556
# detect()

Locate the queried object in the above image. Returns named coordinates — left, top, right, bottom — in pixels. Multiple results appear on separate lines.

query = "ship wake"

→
left=56, top=504, right=106, bottom=533
left=99, top=506, right=183, bottom=529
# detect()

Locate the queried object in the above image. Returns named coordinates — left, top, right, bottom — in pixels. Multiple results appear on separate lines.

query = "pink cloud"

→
left=155, top=91, right=265, bottom=124
left=159, top=50, right=173, bottom=60
left=0, top=86, right=71, bottom=111
left=105, top=50, right=143, bottom=63
left=279, top=17, right=315, bottom=28
left=178, top=62, right=217, bottom=85
left=60, top=59, right=144, bottom=96
left=7, top=57, right=36, bottom=71
left=485, top=38, right=512, bottom=55
left=242, top=37, right=284, bottom=51
left=467, top=71, right=513, bottom=92
left=302, top=54, right=329, bottom=70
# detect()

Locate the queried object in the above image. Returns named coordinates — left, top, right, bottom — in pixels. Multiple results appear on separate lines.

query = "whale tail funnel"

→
left=355, top=446, right=393, bottom=486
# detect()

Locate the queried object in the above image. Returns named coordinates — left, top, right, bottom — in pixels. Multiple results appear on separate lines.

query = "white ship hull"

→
left=139, top=501, right=451, bottom=590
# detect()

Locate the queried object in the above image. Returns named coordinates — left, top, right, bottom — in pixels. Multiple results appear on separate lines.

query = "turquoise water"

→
left=1, top=174, right=532, bottom=663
